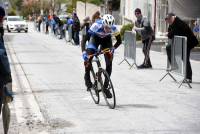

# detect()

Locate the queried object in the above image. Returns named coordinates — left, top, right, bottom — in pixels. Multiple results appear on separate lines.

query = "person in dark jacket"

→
left=81, top=16, right=91, bottom=52
left=0, top=6, right=5, bottom=41
left=72, top=13, right=80, bottom=45
left=0, top=6, right=13, bottom=112
left=165, top=13, right=199, bottom=83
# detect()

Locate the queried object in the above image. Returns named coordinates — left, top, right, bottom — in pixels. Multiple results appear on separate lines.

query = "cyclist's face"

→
left=104, top=25, right=111, bottom=33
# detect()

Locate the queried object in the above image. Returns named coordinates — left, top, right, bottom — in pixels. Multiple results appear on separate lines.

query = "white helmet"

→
left=102, top=14, right=115, bottom=27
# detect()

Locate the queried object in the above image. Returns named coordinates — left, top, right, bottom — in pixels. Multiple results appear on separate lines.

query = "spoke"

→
left=107, top=86, right=112, bottom=90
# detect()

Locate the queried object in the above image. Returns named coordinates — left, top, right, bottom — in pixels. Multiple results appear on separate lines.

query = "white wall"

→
left=76, top=1, right=100, bottom=23
left=121, top=0, right=155, bottom=26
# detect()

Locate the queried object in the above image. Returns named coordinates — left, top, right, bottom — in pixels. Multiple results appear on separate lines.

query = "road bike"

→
left=88, top=48, right=116, bottom=109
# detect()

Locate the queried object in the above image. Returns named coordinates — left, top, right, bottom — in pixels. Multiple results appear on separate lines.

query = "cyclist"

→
left=82, top=14, right=122, bottom=98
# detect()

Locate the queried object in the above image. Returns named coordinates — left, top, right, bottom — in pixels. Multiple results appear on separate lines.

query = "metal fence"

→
left=171, top=36, right=187, bottom=77
left=160, top=36, right=191, bottom=88
left=119, top=31, right=137, bottom=69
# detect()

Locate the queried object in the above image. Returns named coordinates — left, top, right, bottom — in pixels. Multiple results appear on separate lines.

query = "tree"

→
left=8, top=10, right=16, bottom=16
left=111, top=0, right=120, bottom=11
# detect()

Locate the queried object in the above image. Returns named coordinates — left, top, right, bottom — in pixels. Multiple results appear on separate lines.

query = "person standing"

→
left=91, top=11, right=101, bottom=24
left=67, top=16, right=74, bottom=42
left=0, top=6, right=13, bottom=111
left=133, top=8, right=155, bottom=69
left=81, top=16, right=91, bottom=52
left=37, top=15, right=42, bottom=32
left=44, top=15, right=50, bottom=34
left=165, top=13, right=199, bottom=83
left=0, top=6, right=5, bottom=42
left=72, top=13, right=80, bottom=45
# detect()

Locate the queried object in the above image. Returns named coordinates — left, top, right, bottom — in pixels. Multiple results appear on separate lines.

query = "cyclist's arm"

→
left=112, top=26, right=122, bottom=49
left=81, top=37, right=86, bottom=52
left=113, top=33, right=122, bottom=49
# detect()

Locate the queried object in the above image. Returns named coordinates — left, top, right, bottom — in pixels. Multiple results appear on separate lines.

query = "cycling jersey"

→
left=88, top=19, right=120, bottom=38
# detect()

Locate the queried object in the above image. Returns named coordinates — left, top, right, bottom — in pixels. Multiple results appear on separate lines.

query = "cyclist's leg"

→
left=84, top=52, right=93, bottom=89
left=84, top=36, right=99, bottom=90
left=101, top=36, right=113, bottom=88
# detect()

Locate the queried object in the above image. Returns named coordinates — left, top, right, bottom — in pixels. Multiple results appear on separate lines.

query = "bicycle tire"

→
left=99, top=69, right=116, bottom=109
left=89, top=68, right=100, bottom=104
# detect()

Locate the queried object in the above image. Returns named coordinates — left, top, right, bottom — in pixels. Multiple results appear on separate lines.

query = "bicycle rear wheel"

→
left=100, top=69, right=116, bottom=109
left=89, top=68, right=100, bottom=104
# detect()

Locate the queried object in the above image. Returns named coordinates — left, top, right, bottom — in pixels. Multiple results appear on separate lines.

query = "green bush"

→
left=78, top=0, right=103, bottom=6
left=198, top=39, right=200, bottom=47
left=120, top=23, right=141, bottom=41
left=61, top=20, right=67, bottom=24
left=88, top=0, right=103, bottom=5
left=136, top=32, right=141, bottom=41
left=120, top=23, right=134, bottom=40
left=67, top=5, right=73, bottom=13
left=8, top=10, right=17, bottom=16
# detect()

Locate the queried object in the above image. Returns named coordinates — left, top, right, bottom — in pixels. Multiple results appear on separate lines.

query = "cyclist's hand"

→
left=110, top=47, right=115, bottom=54
left=82, top=51, right=88, bottom=61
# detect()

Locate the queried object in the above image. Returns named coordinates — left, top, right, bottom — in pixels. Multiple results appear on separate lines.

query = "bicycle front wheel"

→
left=100, top=69, right=116, bottom=109
left=89, top=68, right=100, bottom=104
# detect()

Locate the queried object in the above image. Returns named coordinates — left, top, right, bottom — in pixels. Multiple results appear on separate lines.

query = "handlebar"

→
left=88, top=48, right=111, bottom=59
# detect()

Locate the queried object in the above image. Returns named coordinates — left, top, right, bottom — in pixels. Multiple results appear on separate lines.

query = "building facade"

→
left=120, top=0, right=168, bottom=35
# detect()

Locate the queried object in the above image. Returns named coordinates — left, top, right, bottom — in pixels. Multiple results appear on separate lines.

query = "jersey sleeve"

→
left=112, top=25, right=120, bottom=36
left=88, top=23, right=101, bottom=36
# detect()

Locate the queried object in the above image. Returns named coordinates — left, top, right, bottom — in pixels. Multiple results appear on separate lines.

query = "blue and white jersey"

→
left=88, top=19, right=120, bottom=38
left=67, top=18, right=73, bottom=25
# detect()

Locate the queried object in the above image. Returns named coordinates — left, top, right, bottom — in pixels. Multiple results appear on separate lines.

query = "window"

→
left=157, top=0, right=168, bottom=33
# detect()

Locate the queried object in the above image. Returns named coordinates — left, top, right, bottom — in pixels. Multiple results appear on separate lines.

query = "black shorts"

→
left=87, top=35, right=112, bottom=51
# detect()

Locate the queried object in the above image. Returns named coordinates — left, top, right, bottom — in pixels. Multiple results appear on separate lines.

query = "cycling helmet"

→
left=102, top=14, right=115, bottom=27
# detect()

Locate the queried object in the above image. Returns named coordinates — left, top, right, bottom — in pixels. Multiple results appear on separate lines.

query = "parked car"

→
left=3, top=16, right=28, bottom=33
left=58, top=15, right=68, bottom=21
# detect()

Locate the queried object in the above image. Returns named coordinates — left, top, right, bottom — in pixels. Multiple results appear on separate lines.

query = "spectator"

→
left=92, top=11, right=101, bottom=23
left=52, top=14, right=63, bottom=38
left=0, top=6, right=13, bottom=106
left=165, top=13, right=199, bottom=83
left=44, top=15, right=50, bottom=34
left=72, top=13, right=80, bottom=45
left=133, top=8, right=155, bottom=69
left=0, top=6, right=5, bottom=41
left=66, top=16, right=74, bottom=42
left=193, top=21, right=200, bottom=38
left=37, top=15, right=42, bottom=32
left=50, top=15, right=56, bottom=34
left=81, top=16, right=91, bottom=52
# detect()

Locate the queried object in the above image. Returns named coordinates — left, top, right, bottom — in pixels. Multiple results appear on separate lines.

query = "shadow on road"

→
left=116, top=104, right=158, bottom=109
